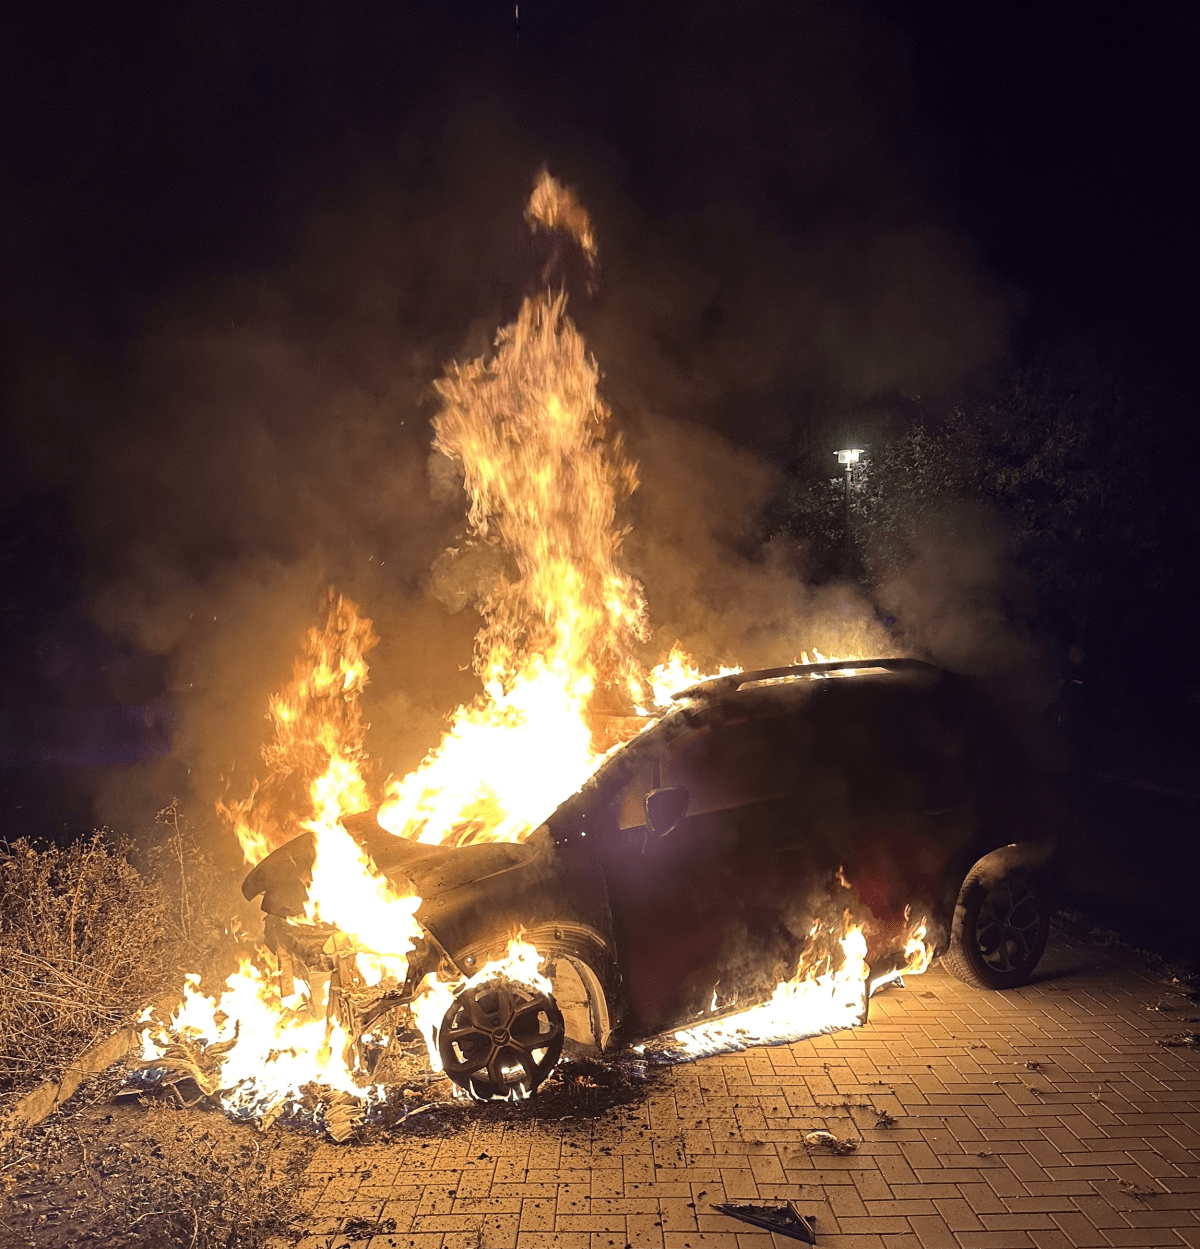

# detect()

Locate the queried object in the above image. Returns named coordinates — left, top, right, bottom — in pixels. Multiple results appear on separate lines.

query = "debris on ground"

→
left=128, top=1048, right=667, bottom=1146
left=0, top=1067, right=316, bottom=1248
left=1117, top=1180, right=1159, bottom=1203
left=343, top=1215, right=398, bottom=1237
left=1157, top=1032, right=1200, bottom=1048
left=321, top=1091, right=367, bottom=1143
left=803, top=1129, right=858, bottom=1155
left=873, top=1109, right=897, bottom=1128
left=712, top=1201, right=817, bottom=1243
left=129, top=1026, right=237, bottom=1105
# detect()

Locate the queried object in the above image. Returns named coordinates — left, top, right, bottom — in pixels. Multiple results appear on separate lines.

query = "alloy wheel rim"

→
left=438, top=980, right=564, bottom=1100
left=974, top=879, right=1042, bottom=974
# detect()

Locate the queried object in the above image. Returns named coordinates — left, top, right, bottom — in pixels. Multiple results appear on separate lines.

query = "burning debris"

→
left=136, top=168, right=955, bottom=1130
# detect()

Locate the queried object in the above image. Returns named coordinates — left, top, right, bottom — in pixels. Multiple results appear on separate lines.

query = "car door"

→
left=597, top=703, right=801, bottom=1035
left=782, top=678, right=974, bottom=948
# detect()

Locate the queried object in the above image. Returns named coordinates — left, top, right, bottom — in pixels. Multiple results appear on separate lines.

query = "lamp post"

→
left=835, top=449, right=862, bottom=572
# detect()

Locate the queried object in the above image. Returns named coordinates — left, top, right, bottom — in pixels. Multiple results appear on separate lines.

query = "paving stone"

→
left=288, top=936, right=1198, bottom=1249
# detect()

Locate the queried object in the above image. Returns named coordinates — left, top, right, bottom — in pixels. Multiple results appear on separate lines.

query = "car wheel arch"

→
left=936, top=835, right=1057, bottom=945
left=447, top=921, right=622, bottom=1055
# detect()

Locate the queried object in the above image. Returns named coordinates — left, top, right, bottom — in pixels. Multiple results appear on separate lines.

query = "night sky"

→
left=1, top=1, right=1197, bottom=877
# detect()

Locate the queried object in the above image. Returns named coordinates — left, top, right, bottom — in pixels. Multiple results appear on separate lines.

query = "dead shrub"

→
left=0, top=834, right=180, bottom=1095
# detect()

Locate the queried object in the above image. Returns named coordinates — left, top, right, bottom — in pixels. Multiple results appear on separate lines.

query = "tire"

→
left=943, top=864, right=1051, bottom=990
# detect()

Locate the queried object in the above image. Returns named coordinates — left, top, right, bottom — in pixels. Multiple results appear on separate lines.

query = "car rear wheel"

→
left=438, top=979, right=565, bottom=1100
left=944, top=864, right=1050, bottom=990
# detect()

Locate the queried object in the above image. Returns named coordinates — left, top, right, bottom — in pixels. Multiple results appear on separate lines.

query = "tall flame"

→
left=218, top=594, right=376, bottom=866
left=376, top=287, right=648, bottom=846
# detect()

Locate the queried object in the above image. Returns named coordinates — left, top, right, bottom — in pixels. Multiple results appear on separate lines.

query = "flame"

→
left=218, top=594, right=376, bottom=866
left=525, top=167, right=598, bottom=271
left=302, top=819, right=422, bottom=987
left=869, top=909, right=937, bottom=994
left=408, top=930, right=553, bottom=1081
left=671, top=909, right=935, bottom=1060
left=637, top=643, right=742, bottom=712
left=796, top=648, right=866, bottom=676
left=162, top=592, right=414, bottom=1113
left=376, top=285, right=648, bottom=846
left=138, top=955, right=369, bottom=1119
left=671, top=917, right=870, bottom=1058
left=147, top=171, right=941, bottom=1127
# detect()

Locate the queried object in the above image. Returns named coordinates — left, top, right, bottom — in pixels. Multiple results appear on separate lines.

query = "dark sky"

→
left=4, top=2, right=1194, bottom=471
left=1, top=0, right=1196, bottom=836
left=4, top=2, right=1194, bottom=398
left=881, top=2, right=1198, bottom=376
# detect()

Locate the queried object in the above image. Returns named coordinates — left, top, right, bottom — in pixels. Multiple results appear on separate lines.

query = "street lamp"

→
left=835, top=449, right=863, bottom=571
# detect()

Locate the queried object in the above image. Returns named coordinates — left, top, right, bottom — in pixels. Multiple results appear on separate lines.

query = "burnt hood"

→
left=241, top=808, right=549, bottom=918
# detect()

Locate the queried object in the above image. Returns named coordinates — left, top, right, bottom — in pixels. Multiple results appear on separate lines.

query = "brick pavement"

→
left=292, top=932, right=1200, bottom=1249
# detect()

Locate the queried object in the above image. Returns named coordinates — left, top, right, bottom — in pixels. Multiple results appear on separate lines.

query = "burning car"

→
left=242, top=656, right=1058, bottom=1101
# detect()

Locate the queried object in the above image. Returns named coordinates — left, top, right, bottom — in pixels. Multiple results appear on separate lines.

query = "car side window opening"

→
left=660, top=713, right=793, bottom=816
left=607, top=702, right=815, bottom=846
left=615, top=759, right=660, bottom=830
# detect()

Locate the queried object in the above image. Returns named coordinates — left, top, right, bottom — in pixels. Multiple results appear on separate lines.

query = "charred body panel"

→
left=242, top=660, right=1060, bottom=1062
left=545, top=663, right=1059, bottom=1037
left=242, top=812, right=624, bottom=1048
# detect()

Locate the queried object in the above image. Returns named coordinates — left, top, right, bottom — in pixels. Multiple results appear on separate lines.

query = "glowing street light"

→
left=835, top=448, right=864, bottom=571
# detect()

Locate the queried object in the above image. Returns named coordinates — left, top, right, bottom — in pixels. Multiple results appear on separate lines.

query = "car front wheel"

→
left=438, top=979, right=565, bottom=1100
left=944, top=864, right=1051, bottom=990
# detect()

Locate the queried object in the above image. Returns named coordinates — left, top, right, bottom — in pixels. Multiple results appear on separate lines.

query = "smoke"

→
left=872, top=501, right=1059, bottom=744
left=1, top=3, right=1018, bottom=840
left=623, top=415, right=894, bottom=670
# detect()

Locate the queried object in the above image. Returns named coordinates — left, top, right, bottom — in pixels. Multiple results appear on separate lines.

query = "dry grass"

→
left=0, top=833, right=181, bottom=1096
left=0, top=815, right=317, bottom=1247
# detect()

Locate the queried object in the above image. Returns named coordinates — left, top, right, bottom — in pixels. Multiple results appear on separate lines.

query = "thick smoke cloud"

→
left=623, top=415, right=894, bottom=670
left=2, top=2, right=1013, bottom=839
left=872, top=502, right=1058, bottom=747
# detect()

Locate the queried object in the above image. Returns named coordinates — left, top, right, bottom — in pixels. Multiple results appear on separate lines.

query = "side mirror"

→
left=644, top=786, right=690, bottom=838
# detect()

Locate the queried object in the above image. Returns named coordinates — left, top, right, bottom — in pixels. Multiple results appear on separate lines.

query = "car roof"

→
left=671, top=657, right=941, bottom=703
left=551, top=658, right=946, bottom=825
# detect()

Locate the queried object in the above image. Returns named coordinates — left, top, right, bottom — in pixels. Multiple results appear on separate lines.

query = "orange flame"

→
left=671, top=908, right=935, bottom=1059
left=637, top=642, right=742, bottom=712
left=376, top=287, right=648, bottom=846
left=218, top=594, right=376, bottom=866
left=149, top=172, right=939, bottom=1124
left=671, top=917, right=870, bottom=1057
left=525, top=167, right=598, bottom=271
left=138, top=955, right=368, bottom=1119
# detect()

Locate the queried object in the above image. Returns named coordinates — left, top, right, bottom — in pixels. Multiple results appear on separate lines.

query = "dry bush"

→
left=0, top=834, right=181, bottom=1095
left=144, top=799, right=252, bottom=961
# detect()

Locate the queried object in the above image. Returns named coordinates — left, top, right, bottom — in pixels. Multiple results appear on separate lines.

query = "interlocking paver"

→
left=295, top=933, right=1199, bottom=1248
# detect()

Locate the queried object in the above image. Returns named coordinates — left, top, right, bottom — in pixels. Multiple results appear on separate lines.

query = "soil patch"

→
left=0, top=1070, right=316, bottom=1248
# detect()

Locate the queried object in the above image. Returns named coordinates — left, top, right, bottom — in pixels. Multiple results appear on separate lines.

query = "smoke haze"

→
left=0, top=2, right=1017, bottom=841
